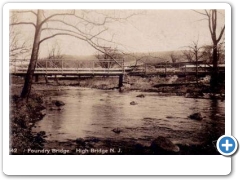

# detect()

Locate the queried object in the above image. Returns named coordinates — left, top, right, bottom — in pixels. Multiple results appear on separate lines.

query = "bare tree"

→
left=10, top=10, right=136, bottom=98
left=185, top=41, right=204, bottom=84
left=194, top=9, right=225, bottom=91
left=96, top=46, right=122, bottom=68
left=183, top=50, right=194, bottom=62
left=9, top=13, right=31, bottom=59
left=170, top=52, right=178, bottom=64
left=48, top=42, right=63, bottom=60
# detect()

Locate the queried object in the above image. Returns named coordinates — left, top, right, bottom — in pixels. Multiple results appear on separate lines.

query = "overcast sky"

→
left=11, top=9, right=225, bottom=58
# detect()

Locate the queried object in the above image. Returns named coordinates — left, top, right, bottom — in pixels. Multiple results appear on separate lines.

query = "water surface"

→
left=34, top=87, right=225, bottom=146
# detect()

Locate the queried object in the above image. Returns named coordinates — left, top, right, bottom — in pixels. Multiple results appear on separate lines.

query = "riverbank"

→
left=12, top=75, right=225, bottom=99
left=30, top=136, right=219, bottom=155
left=10, top=89, right=46, bottom=154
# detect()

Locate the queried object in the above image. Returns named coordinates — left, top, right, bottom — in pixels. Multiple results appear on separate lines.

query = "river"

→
left=33, top=87, right=225, bottom=147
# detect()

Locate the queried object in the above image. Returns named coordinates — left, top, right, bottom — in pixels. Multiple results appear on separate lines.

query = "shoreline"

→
left=11, top=137, right=220, bottom=155
left=11, top=74, right=225, bottom=99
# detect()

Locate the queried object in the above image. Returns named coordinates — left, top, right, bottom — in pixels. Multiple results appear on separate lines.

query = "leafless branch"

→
left=13, top=10, right=37, bottom=16
left=40, top=11, right=75, bottom=26
left=10, top=22, right=36, bottom=27
left=10, top=27, right=31, bottom=58
left=41, top=27, right=83, bottom=37
left=217, top=25, right=225, bottom=43
left=39, top=33, right=85, bottom=45
left=192, top=10, right=208, bottom=17
left=39, top=32, right=112, bottom=63
left=45, top=19, right=94, bottom=38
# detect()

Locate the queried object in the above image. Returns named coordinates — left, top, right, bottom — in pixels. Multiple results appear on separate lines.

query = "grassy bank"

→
left=10, top=89, right=47, bottom=154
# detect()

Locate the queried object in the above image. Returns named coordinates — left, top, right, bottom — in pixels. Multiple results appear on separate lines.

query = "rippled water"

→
left=33, top=87, right=225, bottom=146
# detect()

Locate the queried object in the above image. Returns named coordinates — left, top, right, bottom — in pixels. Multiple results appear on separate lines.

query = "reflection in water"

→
left=206, top=99, right=225, bottom=143
left=33, top=88, right=225, bottom=146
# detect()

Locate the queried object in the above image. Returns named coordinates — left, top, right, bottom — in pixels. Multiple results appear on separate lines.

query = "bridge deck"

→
left=11, top=71, right=126, bottom=76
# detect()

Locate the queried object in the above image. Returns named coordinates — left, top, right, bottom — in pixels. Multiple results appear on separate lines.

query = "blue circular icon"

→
left=217, top=135, right=238, bottom=156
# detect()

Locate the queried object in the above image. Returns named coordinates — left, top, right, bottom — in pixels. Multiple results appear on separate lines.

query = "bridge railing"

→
left=10, top=58, right=129, bottom=75
left=130, top=61, right=225, bottom=76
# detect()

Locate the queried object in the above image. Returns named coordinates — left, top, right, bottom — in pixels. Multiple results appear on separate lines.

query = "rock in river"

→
left=76, top=138, right=85, bottom=146
left=136, top=94, right=145, bottom=98
left=188, top=112, right=203, bottom=120
left=151, top=136, right=180, bottom=153
left=130, top=101, right=137, bottom=105
left=53, top=100, right=65, bottom=107
left=112, top=128, right=122, bottom=134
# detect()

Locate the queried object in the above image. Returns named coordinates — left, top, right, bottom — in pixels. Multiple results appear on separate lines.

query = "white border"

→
left=3, top=3, right=231, bottom=175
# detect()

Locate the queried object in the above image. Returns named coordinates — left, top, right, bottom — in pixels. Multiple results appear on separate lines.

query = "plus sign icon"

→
left=217, top=135, right=238, bottom=156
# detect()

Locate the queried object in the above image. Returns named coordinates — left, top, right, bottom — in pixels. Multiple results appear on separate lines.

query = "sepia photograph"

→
left=9, top=8, right=225, bottom=155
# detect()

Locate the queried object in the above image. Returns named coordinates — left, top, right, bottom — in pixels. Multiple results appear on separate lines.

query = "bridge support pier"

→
left=118, top=74, right=123, bottom=88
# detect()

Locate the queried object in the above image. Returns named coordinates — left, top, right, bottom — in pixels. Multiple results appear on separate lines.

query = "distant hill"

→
left=121, top=50, right=186, bottom=65
left=47, top=51, right=187, bottom=65
left=60, top=54, right=98, bottom=61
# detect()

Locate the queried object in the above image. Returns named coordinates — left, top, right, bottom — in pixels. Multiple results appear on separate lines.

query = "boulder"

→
left=136, top=94, right=145, bottom=98
left=53, top=100, right=65, bottom=107
left=112, top=128, right=122, bottom=134
left=38, top=131, right=46, bottom=136
left=188, top=113, right=203, bottom=120
left=86, top=137, right=100, bottom=143
left=151, top=136, right=180, bottom=153
left=76, top=138, right=85, bottom=146
left=130, top=101, right=137, bottom=105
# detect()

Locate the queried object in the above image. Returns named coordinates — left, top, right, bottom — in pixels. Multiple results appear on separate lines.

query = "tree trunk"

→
left=21, top=10, right=43, bottom=98
left=208, top=10, right=224, bottom=93
left=210, top=43, right=219, bottom=92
